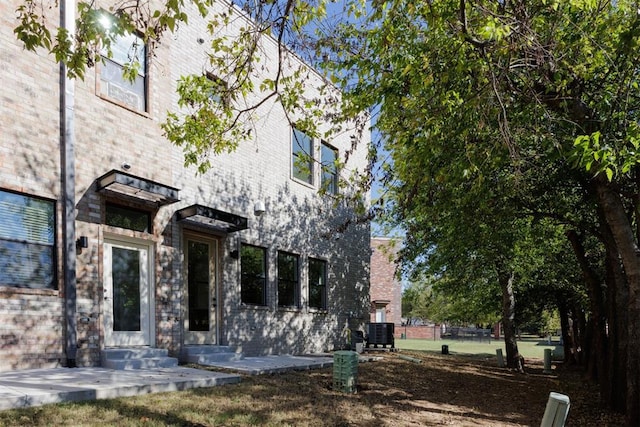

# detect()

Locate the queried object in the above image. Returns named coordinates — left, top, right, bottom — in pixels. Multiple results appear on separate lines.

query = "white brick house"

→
left=0, top=0, right=370, bottom=370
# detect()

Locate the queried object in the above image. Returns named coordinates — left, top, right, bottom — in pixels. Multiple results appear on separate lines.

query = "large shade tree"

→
left=320, top=0, right=640, bottom=423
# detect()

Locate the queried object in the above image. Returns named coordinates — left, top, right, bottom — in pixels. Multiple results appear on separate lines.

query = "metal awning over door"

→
left=97, top=170, right=180, bottom=206
left=177, top=204, right=248, bottom=233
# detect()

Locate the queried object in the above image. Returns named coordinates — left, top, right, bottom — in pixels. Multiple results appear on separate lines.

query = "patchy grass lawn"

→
left=397, top=335, right=565, bottom=360
left=0, top=351, right=623, bottom=426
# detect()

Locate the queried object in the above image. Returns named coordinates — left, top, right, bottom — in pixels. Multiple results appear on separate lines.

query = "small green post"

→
left=543, top=348, right=552, bottom=374
left=496, top=349, right=505, bottom=368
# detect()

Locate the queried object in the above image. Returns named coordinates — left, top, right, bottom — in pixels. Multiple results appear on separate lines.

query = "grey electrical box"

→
left=540, top=392, right=570, bottom=427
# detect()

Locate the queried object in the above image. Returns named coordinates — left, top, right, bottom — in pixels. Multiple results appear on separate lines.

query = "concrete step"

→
left=180, top=345, right=243, bottom=365
left=102, top=357, right=179, bottom=370
left=101, top=348, right=178, bottom=370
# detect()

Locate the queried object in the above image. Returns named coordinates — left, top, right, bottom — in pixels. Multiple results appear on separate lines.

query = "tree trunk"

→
left=601, top=215, right=629, bottom=413
left=497, top=266, right=523, bottom=372
left=574, top=305, right=587, bottom=365
left=565, top=230, right=607, bottom=383
left=557, top=296, right=577, bottom=365
left=594, top=176, right=640, bottom=426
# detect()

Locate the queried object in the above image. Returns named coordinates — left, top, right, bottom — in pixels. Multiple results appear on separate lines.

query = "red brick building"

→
left=369, top=237, right=402, bottom=325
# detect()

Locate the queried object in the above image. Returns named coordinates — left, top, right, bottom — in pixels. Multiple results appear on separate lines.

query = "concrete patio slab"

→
left=0, top=366, right=240, bottom=411
left=0, top=354, right=382, bottom=412
left=198, top=354, right=335, bottom=375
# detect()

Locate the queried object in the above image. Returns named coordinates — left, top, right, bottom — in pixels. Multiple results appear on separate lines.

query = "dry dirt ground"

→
left=0, top=350, right=624, bottom=426
left=232, top=349, right=625, bottom=426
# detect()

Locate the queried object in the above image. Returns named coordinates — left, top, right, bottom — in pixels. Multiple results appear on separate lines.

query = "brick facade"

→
left=0, top=0, right=370, bottom=370
left=0, top=288, right=65, bottom=371
left=398, top=325, right=442, bottom=340
left=0, top=0, right=65, bottom=371
left=369, top=237, right=402, bottom=326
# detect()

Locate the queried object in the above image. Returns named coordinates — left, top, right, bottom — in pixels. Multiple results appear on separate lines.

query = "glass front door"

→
left=184, top=236, right=218, bottom=344
left=104, top=239, right=152, bottom=347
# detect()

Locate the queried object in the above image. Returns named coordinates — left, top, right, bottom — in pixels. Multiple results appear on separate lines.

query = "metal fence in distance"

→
left=444, top=327, right=491, bottom=343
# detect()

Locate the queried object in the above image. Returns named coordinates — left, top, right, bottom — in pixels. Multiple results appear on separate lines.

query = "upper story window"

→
left=0, top=189, right=56, bottom=289
left=100, top=28, right=147, bottom=112
left=308, top=258, right=327, bottom=310
left=277, top=251, right=300, bottom=308
left=321, top=142, right=339, bottom=195
left=241, top=244, right=267, bottom=306
left=292, top=128, right=314, bottom=185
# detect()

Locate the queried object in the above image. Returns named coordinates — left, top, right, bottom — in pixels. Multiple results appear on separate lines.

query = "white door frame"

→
left=183, top=233, right=219, bottom=345
left=103, top=236, right=155, bottom=347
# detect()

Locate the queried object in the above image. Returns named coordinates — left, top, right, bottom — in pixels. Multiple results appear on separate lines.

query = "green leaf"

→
left=605, top=168, right=614, bottom=181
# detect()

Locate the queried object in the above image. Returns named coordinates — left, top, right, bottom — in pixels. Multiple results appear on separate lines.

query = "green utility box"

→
left=333, top=350, right=358, bottom=393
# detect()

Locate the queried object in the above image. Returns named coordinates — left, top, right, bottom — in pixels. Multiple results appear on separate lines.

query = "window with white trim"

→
left=0, top=189, right=56, bottom=289
left=100, top=29, right=147, bottom=112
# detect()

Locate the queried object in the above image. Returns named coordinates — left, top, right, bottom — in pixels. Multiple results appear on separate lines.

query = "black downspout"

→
left=60, top=0, right=77, bottom=368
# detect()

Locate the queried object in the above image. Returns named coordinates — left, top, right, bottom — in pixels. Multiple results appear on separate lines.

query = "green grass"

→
left=396, top=335, right=564, bottom=360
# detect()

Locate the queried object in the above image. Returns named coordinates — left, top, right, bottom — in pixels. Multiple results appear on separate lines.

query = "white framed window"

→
left=0, top=189, right=56, bottom=289
left=99, top=30, right=147, bottom=112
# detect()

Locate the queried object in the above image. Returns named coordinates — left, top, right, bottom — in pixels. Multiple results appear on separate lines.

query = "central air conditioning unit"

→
left=365, top=322, right=395, bottom=349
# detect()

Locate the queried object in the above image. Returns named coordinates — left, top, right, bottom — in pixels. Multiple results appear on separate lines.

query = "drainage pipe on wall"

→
left=60, top=0, right=78, bottom=368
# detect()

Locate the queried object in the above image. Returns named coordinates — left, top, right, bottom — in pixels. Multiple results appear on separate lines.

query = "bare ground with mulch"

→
left=215, top=349, right=625, bottom=426
left=0, top=350, right=625, bottom=426
left=325, top=350, right=625, bottom=426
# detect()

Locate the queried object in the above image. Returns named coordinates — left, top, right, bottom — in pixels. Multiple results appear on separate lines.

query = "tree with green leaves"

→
left=386, top=133, right=564, bottom=371
left=320, top=0, right=640, bottom=423
left=401, top=278, right=431, bottom=325
left=401, top=272, right=501, bottom=326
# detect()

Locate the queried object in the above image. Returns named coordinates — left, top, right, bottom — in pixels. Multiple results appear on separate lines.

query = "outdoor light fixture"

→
left=230, top=249, right=239, bottom=259
left=254, top=201, right=266, bottom=216
left=76, top=236, right=88, bottom=249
